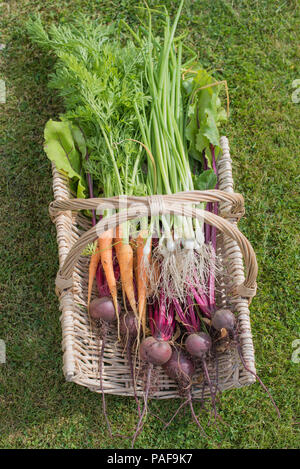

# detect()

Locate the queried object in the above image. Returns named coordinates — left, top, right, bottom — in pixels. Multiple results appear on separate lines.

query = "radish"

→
left=212, top=308, right=280, bottom=417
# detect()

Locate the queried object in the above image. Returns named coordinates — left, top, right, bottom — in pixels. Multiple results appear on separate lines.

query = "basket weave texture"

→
left=50, top=136, right=257, bottom=398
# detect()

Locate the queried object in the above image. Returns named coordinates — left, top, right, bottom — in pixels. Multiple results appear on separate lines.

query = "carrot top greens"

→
left=27, top=5, right=227, bottom=203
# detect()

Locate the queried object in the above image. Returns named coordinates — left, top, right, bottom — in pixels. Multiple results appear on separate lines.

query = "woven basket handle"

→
left=55, top=197, right=257, bottom=302
left=49, top=189, right=245, bottom=221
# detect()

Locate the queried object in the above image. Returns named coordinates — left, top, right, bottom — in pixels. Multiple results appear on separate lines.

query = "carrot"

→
left=115, top=225, right=137, bottom=315
left=99, top=228, right=119, bottom=318
left=136, top=231, right=151, bottom=336
left=87, top=239, right=101, bottom=309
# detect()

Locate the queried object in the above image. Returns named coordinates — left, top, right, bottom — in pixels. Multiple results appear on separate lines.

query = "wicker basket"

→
left=49, top=136, right=257, bottom=398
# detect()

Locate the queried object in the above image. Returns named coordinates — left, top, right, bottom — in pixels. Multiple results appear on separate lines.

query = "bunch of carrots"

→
left=88, top=226, right=149, bottom=329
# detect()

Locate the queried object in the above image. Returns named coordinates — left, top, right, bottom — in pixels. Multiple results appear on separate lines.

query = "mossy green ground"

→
left=0, top=0, right=299, bottom=449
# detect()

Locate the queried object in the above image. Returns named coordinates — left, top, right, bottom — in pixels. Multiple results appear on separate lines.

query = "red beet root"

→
left=140, top=336, right=172, bottom=366
left=185, top=332, right=212, bottom=359
left=212, top=309, right=236, bottom=332
left=89, top=296, right=119, bottom=323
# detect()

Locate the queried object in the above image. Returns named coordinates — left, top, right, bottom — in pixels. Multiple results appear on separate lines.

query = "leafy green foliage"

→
left=27, top=16, right=149, bottom=197
left=44, top=119, right=86, bottom=197
left=193, top=169, right=217, bottom=191
left=27, top=8, right=227, bottom=203
left=184, top=69, right=227, bottom=166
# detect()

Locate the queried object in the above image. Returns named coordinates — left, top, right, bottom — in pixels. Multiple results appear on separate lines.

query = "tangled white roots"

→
left=147, top=242, right=221, bottom=302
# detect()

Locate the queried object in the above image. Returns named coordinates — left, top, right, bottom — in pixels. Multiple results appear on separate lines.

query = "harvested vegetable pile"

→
left=27, top=0, right=279, bottom=446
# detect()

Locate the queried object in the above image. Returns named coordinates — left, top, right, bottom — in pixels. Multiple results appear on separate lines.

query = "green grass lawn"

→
left=0, top=0, right=299, bottom=449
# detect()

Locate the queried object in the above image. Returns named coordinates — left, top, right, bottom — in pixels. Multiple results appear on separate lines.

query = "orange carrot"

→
left=136, top=231, right=151, bottom=335
left=99, top=228, right=119, bottom=317
left=115, top=225, right=137, bottom=315
left=87, top=239, right=101, bottom=308
left=132, top=239, right=138, bottom=281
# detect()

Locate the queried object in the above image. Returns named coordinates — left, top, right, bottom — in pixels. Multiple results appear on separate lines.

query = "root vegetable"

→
left=89, top=296, right=118, bottom=437
left=89, top=297, right=118, bottom=323
left=131, top=336, right=173, bottom=447
left=136, top=231, right=151, bottom=336
left=212, top=308, right=281, bottom=418
left=139, top=336, right=172, bottom=366
left=185, top=332, right=218, bottom=423
left=87, top=239, right=102, bottom=309
left=163, top=348, right=195, bottom=391
left=185, top=332, right=212, bottom=359
left=99, top=229, right=119, bottom=319
left=162, top=348, right=207, bottom=436
left=120, top=312, right=141, bottom=418
left=212, top=309, right=235, bottom=332
left=115, top=225, right=137, bottom=315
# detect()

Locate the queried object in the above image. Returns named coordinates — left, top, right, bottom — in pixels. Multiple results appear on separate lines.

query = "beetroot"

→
left=140, top=336, right=172, bottom=366
left=185, top=332, right=212, bottom=359
left=163, top=348, right=195, bottom=390
left=89, top=296, right=118, bottom=323
left=119, top=313, right=141, bottom=418
left=120, top=312, right=139, bottom=339
left=162, top=348, right=207, bottom=436
left=212, top=309, right=235, bottom=332
left=212, top=309, right=280, bottom=417
left=131, top=301, right=175, bottom=448
left=184, top=331, right=219, bottom=424
left=89, top=296, right=121, bottom=438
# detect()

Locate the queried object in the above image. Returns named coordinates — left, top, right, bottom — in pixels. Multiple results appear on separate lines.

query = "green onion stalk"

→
left=124, top=1, right=211, bottom=301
